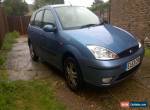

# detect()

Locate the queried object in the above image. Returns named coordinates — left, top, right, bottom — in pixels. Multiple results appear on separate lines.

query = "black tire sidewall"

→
left=29, top=43, right=38, bottom=61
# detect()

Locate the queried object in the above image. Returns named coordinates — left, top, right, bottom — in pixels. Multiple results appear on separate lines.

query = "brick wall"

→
left=110, top=0, right=150, bottom=42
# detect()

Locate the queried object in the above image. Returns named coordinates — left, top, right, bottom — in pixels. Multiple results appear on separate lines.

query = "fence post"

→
left=20, top=16, right=24, bottom=35
left=0, top=6, right=8, bottom=48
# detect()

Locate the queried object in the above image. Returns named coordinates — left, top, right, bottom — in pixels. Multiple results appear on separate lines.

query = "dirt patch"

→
left=6, top=37, right=150, bottom=110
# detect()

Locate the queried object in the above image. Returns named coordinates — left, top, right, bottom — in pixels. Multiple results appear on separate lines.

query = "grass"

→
left=0, top=80, right=66, bottom=110
left=0, top=31, right=19, bottom=67
left=145, top=48, right=150, bottom=57
left=0, top=31, right=66, bottom=110
left=1, top=31, right=19, bottom=50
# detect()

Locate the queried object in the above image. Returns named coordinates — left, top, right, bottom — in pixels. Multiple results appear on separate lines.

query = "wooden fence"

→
left=0, top=6, right=8, bottom=47
left=0, top=6, right=30, bottom=47
left=7, top=16, right=30, bottom=35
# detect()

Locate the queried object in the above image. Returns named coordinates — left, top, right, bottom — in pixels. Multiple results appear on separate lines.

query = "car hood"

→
left=63, top=25, right=138, bottom=53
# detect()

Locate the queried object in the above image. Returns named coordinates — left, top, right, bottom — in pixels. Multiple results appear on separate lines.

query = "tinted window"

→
left=55, top=6, right=100, bottom=29
left=43, top=10, right=55, bottom=27
left=34, top=10, right=43, bottom=27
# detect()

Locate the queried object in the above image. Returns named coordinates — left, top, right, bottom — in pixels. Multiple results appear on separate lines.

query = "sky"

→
left=25, top=0, right=109, bottom=7
left=25, top=0, right=34, bottom=4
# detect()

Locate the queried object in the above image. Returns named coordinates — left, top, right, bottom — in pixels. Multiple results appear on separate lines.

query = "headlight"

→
left=87, top=45, right=119, bottom=60
left=138, top=41, right=142, bottom=48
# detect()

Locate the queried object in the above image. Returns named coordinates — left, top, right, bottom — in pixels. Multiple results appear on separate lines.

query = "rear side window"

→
left=43, top=10, right=55, bottom=27
left=34, top=10, right=44, bottom=27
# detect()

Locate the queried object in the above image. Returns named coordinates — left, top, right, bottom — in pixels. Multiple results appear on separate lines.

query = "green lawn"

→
left=145, top=48, right=150, bottom=57
left=0, top=80, right=65, bottom=110
left=0, top=32, right=66, bottom=110
left=0, top=31, right=19, bottom=67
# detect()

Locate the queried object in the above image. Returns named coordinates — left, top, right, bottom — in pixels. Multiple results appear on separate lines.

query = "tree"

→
left=0, top=0, right=1, bottom=3
left=34, top=0, right=64, bottom=9
left=90, top=1, right=109, bottom=12
left=94, top=0, right=104, bottom=4
left=3, top=0, right=28, bottom=16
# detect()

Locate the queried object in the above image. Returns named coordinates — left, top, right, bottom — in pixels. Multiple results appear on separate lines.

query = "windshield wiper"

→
left=80, top=23, right=101, bottom=29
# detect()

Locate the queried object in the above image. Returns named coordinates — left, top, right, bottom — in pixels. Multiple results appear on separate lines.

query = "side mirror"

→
left=43, top=24, right=56, bottom=32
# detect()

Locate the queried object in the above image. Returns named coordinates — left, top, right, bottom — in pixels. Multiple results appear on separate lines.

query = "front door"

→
left=40, top=9, right=61, bottom=66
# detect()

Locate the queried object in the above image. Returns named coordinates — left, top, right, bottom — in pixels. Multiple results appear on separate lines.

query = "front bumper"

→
left=79, top=47, right=144, bottom=87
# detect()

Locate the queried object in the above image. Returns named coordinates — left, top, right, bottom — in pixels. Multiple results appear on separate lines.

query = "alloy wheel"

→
left=64, top=57, right=82, bottom=91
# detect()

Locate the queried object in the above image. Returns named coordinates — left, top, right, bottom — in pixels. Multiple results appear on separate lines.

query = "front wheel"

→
left=29, top=43, right=39, bottom=61
left=64, top=57, right=83, bottom=91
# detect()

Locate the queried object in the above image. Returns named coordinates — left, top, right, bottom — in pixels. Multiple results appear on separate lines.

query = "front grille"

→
left=118, top=45, right=139, bottom=58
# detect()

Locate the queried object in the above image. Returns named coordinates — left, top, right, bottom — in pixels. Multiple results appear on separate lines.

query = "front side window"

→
left=43, top=10, right=55, bottom=27
left=34, top=10, right=43, bottom=27
left=55, top=6, right=100, bottom=29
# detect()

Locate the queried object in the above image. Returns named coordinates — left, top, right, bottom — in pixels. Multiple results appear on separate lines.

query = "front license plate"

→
left=126, top=56, right=140, bottom=71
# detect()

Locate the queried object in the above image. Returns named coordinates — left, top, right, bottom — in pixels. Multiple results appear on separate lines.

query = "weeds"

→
left=145, top=48, right=150, bottom=57
left=0, top=31, right=19, bottom=68
left=0, top=80, right=66, bottom=110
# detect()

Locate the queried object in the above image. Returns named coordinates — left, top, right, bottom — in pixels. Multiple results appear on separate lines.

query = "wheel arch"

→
left=61, top=44, right=82, bottom=64
left=62, top=51, right=77, bottom=68
left=62, top=50, right=84, bottom=90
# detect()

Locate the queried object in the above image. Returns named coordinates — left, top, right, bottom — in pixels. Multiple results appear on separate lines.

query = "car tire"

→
left=64, top=56, right=83, bottom=91
left=29, top=43, right=39, bottom=61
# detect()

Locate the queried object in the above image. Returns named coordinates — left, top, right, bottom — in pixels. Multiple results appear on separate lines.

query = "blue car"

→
left=28, top=5, right=144, bottom=91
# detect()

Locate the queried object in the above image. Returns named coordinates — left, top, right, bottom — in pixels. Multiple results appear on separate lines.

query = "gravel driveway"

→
left=6, top=37, right=150, bottom=110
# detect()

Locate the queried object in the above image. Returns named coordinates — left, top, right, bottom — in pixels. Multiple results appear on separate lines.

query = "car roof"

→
left=43, top=4, right=83, bottom=9
left=34, top=4, right=84, bottom=13
left=47, top=4, right=71, bottom=8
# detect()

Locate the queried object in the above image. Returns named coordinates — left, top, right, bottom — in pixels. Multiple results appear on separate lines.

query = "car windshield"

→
left=55, top=6, right=101, bottom=30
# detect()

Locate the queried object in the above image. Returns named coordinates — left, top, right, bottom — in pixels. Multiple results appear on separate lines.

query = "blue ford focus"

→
left=28, top=5, right=144, bottom=91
